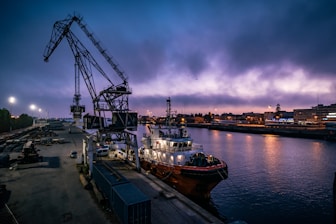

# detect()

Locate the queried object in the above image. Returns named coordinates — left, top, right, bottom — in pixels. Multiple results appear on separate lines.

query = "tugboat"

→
left=139, top=97, right=228, bottom=200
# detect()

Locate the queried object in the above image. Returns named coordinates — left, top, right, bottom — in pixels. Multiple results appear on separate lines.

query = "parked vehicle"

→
left=96, top=148, right=108, bottom=157
left=70, top=151, right=77, bottom=158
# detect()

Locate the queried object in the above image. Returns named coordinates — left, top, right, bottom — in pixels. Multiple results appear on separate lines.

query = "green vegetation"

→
left=0, top=108, right=33, bottom=133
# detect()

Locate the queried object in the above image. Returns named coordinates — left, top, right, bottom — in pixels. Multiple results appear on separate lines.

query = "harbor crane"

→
left=43, top=14, right=140, bottom=170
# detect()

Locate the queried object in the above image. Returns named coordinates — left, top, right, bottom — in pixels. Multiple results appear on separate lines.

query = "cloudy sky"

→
left=1, top=0, right=336, bottom=118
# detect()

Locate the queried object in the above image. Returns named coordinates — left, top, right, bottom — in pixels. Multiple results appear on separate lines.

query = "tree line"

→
left=0, top=108, right=33, bottom=133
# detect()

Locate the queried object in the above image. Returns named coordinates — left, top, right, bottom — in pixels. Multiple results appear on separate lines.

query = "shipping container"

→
left=111, top=183, right=151, bottom=224
left=92, top=163, right=129, bottom=198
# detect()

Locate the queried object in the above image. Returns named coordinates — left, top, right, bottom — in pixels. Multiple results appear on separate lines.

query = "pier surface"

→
left=103, top=159, right=224, bottom=224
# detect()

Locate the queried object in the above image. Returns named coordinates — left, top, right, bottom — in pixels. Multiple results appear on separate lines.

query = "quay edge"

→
left=187, top=123, right=330, bottom=140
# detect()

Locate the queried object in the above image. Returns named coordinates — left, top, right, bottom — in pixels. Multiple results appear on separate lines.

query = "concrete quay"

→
left=0, top=125, right=224, bottom=224
left=100, top=159, right=224, bottom=224
left=188, top=123, right=329, bottom=140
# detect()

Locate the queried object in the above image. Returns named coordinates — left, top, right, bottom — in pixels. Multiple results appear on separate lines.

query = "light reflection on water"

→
left=186, top=128, right=335, bottom=224
left=136, top=125, right=336, bottom=223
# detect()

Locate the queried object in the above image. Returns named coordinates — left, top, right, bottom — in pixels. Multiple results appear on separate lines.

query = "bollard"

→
left=79, top=173, right=91, bottom=189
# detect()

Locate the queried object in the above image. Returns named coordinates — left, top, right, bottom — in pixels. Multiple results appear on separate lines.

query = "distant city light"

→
left=326, top=113, right=336, bottom=119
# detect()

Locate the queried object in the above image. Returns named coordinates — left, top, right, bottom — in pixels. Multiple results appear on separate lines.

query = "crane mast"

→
left=43, top=14, right=139, bottom=170
left=70, top=56, right=85, bottom=122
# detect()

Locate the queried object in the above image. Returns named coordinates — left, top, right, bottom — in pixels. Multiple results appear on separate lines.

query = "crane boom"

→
left=43, top=14, right=133, bottom=112
left=43, top=15, right=128, bottom=85
left=77, top=18, right=128, bottom=84
left=43, top=16, right=75, bottom=62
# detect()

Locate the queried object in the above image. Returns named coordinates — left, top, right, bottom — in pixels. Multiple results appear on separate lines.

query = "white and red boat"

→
left=138, top=98, right=228, bottom=200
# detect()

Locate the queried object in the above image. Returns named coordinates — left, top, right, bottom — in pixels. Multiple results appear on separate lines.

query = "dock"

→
left=0, top=124, right=224, bottom=224
left=98, top=159, right=223, bottom=223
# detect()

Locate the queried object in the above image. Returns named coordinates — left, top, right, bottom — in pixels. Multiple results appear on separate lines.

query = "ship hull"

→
left=140, top=159, right=228, bottom=200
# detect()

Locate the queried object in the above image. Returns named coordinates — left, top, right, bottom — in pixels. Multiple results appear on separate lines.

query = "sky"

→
left=1, top=0, right=336, bottom=118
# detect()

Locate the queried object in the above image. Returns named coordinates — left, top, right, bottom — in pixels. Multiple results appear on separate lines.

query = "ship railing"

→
left=150, top=139, right=194, bottom=153
left=191, top=143, right=203, bottom=151
left=175, top=146, right=192, bottom=152
left=160, top=133, right=181, bottom=139
left=144, top=130, right=186, bottom=140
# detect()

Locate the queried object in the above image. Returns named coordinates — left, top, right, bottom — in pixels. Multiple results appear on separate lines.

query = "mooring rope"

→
left=161, top=166, right=174, bottom=180
left=217, top=169, right=226, bottom=180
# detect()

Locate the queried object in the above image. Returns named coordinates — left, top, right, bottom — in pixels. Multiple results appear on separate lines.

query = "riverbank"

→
left=187, top=123, right=331, bottom=140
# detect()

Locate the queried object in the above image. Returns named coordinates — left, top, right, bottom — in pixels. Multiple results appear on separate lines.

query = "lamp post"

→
left=30, top=104, right=36, bottom=126
left=38, top=108, right=42, bottom=120
left=38, top=108, right=43, bottom=126
left=8, top=96, right=16, bottom=131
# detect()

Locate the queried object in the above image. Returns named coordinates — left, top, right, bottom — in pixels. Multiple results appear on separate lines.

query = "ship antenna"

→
left=166, top=97, right=171, bottom=134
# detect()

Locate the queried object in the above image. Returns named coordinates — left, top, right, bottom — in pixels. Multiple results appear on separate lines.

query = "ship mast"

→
left=166, top=97, right=172, bottom=135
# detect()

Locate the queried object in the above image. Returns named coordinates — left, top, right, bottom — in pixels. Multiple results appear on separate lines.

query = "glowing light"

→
left=30, top=104, right=36, bottom=111
left=170, top=155, right=174, bottom=162
left=8, top=96, right=16, bottom=104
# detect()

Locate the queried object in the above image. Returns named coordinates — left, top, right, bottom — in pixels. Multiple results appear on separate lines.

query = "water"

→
left=137, top=125, right=336, bottom=224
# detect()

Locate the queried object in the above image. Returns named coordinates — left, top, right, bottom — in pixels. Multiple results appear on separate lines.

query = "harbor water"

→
left=138, top=125, right=336, bottom=224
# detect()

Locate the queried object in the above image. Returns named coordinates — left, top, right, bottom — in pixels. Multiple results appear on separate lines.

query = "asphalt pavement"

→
left=0, top=126, right=112, bottom=224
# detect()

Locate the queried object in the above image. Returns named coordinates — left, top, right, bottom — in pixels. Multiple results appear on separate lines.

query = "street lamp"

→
left=8, top=96, right=16, bottom=106
left=30, top=104, right=36, bottom=126
left=38, top=108, right=42, bottom=119
left=8, top=96, right=16, bottom=131
left=8, top=96, right=16, bottom=115
left=30, top=104, right=36, bottom=111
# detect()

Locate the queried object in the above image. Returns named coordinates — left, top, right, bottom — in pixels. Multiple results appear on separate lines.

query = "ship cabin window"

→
left=169, top=141, right=191, bottom=152
left=170, top=142, right=178, bottom=153
left=172, top=142, right=189, bottom=152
